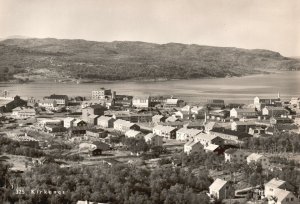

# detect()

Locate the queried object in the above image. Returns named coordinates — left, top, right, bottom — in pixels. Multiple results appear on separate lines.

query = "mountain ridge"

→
left=0, top=38, right=299, bottom=82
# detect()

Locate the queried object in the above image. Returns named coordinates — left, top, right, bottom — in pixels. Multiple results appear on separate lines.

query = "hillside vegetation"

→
left=0, top=38, right=299, bottom=82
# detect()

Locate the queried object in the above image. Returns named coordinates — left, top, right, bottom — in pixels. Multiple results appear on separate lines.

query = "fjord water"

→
left=1, top=71, right=300, bottom=104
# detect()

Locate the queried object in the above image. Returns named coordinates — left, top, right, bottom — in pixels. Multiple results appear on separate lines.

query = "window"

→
left=291, top=198, right=294, bottom=201
left=286, top=198, right=289, bottom=202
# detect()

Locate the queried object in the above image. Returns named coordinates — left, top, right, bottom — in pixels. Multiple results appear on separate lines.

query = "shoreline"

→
left=0, top=69, right=286, bottom=85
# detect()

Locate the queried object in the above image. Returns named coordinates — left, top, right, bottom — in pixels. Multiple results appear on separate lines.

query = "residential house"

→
left=254, top=96, right=281, bottom=111
left=82, top=104, right=106, bottom=122
left=152, top=115, right=167, bottom=123
left=265, top=126, right=279, bottom=135
left=270, top=117, right=293, bottom=125
left=44, top=94, right=68, bottom=106
left=112, top=94, right=133, bottom=107
left=97, top=116, right=115, bottom=128
left=183, top=120, right=205, bottom=130
left=86, top=115, right=100, bottom=125
left=184, top=140, right=204, bottom=155
left=176, top=128, right=202, bottom=141
left=249, top=127, right=265, bottom=136
left=194, top=133, right=224, bottom=146
left=91, top=88, right=112, bottom=100
left=132, top=96, right=150, bottom=108
left=209, top=178, right=234, bottom=200
left=204, top=144, right=221, bottom=153
left=210, top=128, right=252, bottom=144
left=231, top=121, right=257, bottom=132
left=204, top=122, right=220, bottom=133
left=113, top=119, right=140, bottom=133
left=224, top=149, right=249, bottom=163
left=73, top=119, right=87, bottom=127
left=153, top=125, right=177, bottom=139
left=38, top=99, right=58, bottom=111
left=230, top=108, right=257, bottom=119
left=247, top=153, right=270, bottom=169
left=144, top=133, right=162, bottom=146
left=191, top=106, right=206, bottom=119
left=11, top=107, right=36, bottom=119
left=86, top=129, right=107, bottom=138
left=262, top=107, right=289, bottom=117
left=125, top=130, right=144, bottom=139
left=64, top=117, right=77, bottom=128
left=174, top=110, right=192, bottom=120
left=264, top=178, right=297, bottom=203
left=164, top=98, right=184, bottom=108
left=209, top=110, right=229, bottom=121
left=290, top=97, right=300, bottom=108
left=27, top=97, right=38, bottom=107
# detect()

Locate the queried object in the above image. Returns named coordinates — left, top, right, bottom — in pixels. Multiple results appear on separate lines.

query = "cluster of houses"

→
left=209, top=177, right=299, bottom=204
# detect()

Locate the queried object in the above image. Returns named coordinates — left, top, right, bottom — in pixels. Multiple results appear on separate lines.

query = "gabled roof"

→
left=194, top=133, right=219, bottom=141
left=204, top=144, right=219, bottom=151
left=276, top=189, right=294, bottom=202
left=177, top=128, right=202, bottom=136
left=263, top=106, right=288, bottom=111
left=64, top=117, right=76, bottom=123
left=209, top=178, right=228, bottom=191
left=114, top=119, right=136, bottom=128
left=98, top=115, right=114, bottom=122
left=144, top=133, right=158, bottom=140
left=265, top=178, right=286, bottom=188
left=153, top=125, right=177, bottom=132
left=125, top=130, right=142, bottom=137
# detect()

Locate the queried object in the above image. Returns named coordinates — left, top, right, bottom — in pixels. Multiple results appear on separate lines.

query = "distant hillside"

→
left=0, top=38, right=299, bottom=82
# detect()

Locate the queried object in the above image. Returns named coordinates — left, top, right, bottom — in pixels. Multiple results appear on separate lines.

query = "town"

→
left=1, top=87, right=300, bottom=204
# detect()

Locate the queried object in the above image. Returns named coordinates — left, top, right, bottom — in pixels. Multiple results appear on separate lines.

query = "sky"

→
left=0, top=0, right=299, bottom=56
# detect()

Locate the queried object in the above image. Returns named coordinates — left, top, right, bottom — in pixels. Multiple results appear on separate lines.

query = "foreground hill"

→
left=0, top=38, right=299, bottom=82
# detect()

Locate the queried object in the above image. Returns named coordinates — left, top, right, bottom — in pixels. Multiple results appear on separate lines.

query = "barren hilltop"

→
left=0, top=38, right=299, bottom=82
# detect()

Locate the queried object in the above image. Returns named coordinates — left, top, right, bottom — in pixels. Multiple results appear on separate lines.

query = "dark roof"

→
left=48, top=94, right=68, bottom=99
left=87, top=128, right=105, bottom=133
left=211, top=127, right=252, bottom=139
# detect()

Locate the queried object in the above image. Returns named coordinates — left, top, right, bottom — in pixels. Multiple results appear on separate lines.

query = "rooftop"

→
left=209, top=178, right=227, bottom=191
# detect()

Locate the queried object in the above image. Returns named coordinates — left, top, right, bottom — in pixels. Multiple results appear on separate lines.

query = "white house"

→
left=176, top=128, right=201, bottom=141
left=264, top=178, right=298, bottom=204
left=224, top=149, right=248, bottom=164
left=144, top=133, right=163, bottom=146
left=153, top=125, right=177, bottom=139
left=125, top=130, right=144, bottom=139
left=247, top=153, right=270, bottom=169
left=230, top=108, right=257, bottom=118
left=262, top=107, right=289, bottom=117
left=38, top=99, right=58, bottom=111
left=209, top=178, right=234, bottom=200
left=194, top=133, right=224, bottom=146
left=11, top=107, right=36, bottom=119
left=132, top=96, right=150, bottom=108
left=63, top=117, right=76, bottom=128
left=184, top=140, right=203, bottom=155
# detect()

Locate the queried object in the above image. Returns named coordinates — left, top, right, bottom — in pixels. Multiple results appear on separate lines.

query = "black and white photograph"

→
left=0, top=0, right=300, bottom=203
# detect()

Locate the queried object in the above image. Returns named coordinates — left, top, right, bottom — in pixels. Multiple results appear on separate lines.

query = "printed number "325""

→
left=16, top=189, right=25, bottom=194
